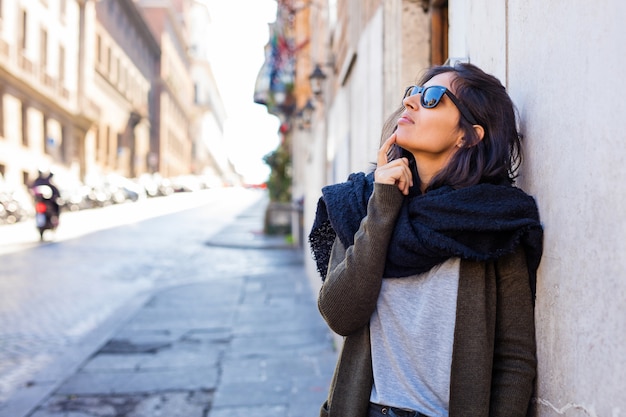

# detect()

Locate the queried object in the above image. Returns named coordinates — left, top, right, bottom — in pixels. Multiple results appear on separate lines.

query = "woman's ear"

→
left=457, top=125, right=485, bottom=148
left=473, top=124, right=485, bottom=142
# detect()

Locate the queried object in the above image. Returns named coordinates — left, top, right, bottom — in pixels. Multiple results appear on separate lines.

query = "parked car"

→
left=104, top=173, right=146, bottom=203
left=136, top=173, right=174, bottom=197
left=0, top=175, right=33, bottom=225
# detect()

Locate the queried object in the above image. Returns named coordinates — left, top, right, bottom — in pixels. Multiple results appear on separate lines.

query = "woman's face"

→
left=395, top=71, right=465, bottom=167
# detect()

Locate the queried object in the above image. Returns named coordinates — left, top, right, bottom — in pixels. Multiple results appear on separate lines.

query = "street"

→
left=0, top=187, right=335, bottom=416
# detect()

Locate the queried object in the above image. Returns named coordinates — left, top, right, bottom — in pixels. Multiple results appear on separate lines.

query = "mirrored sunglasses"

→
left=403, top=85, right=478, bottom=125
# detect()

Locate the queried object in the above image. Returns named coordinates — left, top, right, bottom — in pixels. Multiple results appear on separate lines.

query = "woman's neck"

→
left=415, top=162, right=440, bottom=193
left=413, top=153, right=455, bottom=193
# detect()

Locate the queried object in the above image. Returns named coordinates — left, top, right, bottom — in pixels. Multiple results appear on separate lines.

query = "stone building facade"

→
left=0, top=0, right=91, bottom=186
left=0, top=0, right=232, bottom=194
left=90, top=0, right=159, bottom=180
left=135, top=0, right=194, bottom=178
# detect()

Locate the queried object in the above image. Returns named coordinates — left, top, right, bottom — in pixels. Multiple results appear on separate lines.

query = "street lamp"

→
left=308, top=64, right=327, bottom=98
left=296, top=99, right=316, bottom=130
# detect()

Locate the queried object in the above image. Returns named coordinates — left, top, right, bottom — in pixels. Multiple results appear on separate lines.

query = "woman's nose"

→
left=403, top=95, right=418, bottom=110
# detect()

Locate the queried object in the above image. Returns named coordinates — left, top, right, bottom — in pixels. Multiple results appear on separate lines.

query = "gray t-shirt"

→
left=369, top=257, right=460, bottom=417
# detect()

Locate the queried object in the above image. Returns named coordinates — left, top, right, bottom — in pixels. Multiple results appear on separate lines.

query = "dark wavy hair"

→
left=382, top=62, right=522, bottom=190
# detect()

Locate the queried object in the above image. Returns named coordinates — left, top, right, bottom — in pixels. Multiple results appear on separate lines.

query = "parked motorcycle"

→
left=32, top=185, right=59, bottom=240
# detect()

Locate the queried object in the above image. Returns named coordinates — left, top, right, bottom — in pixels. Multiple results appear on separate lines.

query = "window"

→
left=96, top=34, right=102, bottom=65
left=120, top=66, right=126, bottom=92
left=40, top=28, right=48, bottom=70
left=60, top=125, right=67, bottom=163
left=116, top=133, right=122, bottom=167
left=60, top=0, right=67, bottom=21
left=21, top=103, right=28, bottom=146
left=59, top=45, right=65, bottom=83
left=115, top=56, right=120, bottom=84
left=106, top=46, right=112, bottom=76
left=43, top=114, right=49, bottom=154
left=95, top=125, right=100, bottom=161
left=105, top=125, right=111, bottom=163
left=19, top=9, right=27, bottom=51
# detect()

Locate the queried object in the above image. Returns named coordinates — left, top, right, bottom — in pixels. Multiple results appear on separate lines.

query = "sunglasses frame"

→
left=403, top=85, right=478, bottom=125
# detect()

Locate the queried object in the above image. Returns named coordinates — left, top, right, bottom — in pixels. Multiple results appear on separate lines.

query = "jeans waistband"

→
left=368, top=402, right=429, bottom=417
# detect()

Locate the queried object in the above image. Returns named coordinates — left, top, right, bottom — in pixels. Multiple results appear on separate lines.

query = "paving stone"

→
left=181, top=328, right=232, bottom=344
left=220, top=355, right=330, bottom=384
left=56, top=368, right=219, bottom=395
left=33, top=394, right=119, bottom=416
left=130, top=391, right=211, bottom=417
left=31, top=411, right=95, bottom=417
left=32, top=391, right=213, bottom=417
left=227, top=332, right=333, bottom=357
left=211, top=380, right=291, bottom=408
left=287, top=401, right=324, bottom=417
left=82, top=353, right=150, bottom=371
left=122, top=316, right=233, bottom=332
left=209, top=404, right=287, bottom=417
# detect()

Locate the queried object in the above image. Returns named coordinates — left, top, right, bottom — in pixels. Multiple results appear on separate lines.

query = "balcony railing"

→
left=0, top=45, right=74, bottom=109
left=0, top=40, right=91, bottom=117
left=17, top=52, right=35, bottom=76
left=42, top=72, right=57, bottom=89
left=59, top=86, right=70, bottom=100
left=85, top=98, right=100, bottom=118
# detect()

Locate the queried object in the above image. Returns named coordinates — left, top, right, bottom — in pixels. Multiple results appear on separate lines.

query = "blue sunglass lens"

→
left=404, top=86, right=445, bottom=108
left=404, top=86, right=419, bottom=100
left=421, top=87, right=444, bottom=108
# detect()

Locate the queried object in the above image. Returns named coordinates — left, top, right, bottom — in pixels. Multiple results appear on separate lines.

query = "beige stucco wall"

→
left=400, top=1, right=431, bottom=88
left=325, top=13, right=384, bottom=183
left=304, top=5, right=387, bottom=302
left=449, top=1, right=626, bottom=415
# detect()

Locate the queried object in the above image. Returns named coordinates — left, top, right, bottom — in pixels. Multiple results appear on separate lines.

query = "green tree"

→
left=263, top=142, right=292, bottom=203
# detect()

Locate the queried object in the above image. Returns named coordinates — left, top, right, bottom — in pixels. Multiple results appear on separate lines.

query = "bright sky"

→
left=205, top=0, right=280, bottom=184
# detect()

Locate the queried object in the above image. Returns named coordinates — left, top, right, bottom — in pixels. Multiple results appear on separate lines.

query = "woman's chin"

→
left=394, top=134, right=412, bottom=151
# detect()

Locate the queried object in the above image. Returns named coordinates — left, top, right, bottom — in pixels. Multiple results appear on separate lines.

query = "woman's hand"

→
left=374, top=133, right=413, bottom=195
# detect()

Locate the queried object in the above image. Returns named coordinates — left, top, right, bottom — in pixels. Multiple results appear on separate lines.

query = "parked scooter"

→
left=32, top=185, right=59, bottom=240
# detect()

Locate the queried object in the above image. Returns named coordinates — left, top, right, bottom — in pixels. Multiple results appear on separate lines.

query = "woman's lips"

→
left=398, top=114, right=414, bottom=124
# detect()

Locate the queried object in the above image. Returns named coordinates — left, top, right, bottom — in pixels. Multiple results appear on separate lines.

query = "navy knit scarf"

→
left=309, top=172, right=543, bottom=297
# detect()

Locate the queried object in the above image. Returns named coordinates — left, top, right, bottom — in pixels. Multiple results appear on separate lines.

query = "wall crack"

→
left=535, top=398, right=621, bottom=417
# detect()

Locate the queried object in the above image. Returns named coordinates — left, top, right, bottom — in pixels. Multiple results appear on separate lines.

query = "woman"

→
left=309, top=62, right=544, bottom=417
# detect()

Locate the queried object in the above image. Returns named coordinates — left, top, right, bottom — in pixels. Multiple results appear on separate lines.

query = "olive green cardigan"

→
left=318, top=183, right=537, bottom=417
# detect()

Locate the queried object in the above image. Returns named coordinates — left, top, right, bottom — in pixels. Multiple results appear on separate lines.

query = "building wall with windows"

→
left=0, top=0, right=88, bottom=188
left=0, top=0, right=228, bottom=195
left=137, top=1, right=195, bottom=178
left=89, top=0, right=159, bottom=181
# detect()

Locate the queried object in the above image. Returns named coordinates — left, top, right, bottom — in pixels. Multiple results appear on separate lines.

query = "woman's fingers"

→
left=375, top=157, right=413, bottom=195
left=376, top=133, right=414, bottom=195
left=396, top=158, right=413, bottom=194
left=377, top=133, right=396, bottom=167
